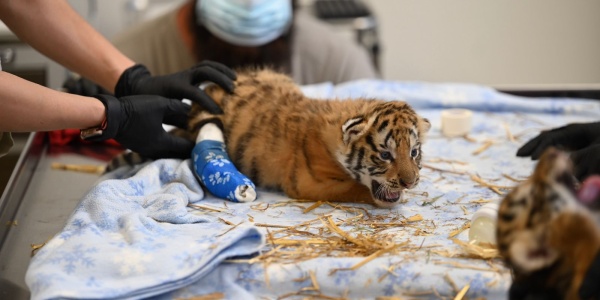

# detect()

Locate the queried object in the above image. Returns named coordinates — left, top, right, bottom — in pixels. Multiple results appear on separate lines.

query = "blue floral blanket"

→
left=26, top=80, right=600, bottom=299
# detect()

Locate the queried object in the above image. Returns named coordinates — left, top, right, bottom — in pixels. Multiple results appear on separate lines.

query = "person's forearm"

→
left=0, top=71, right=105, bottom=132
left=0, top=0, right=135, bottom=92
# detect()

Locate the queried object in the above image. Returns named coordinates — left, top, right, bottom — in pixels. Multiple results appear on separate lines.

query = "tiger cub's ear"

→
left=342, top=117, right=368, bottom=145
left=418, top=117, right=431, bottom=134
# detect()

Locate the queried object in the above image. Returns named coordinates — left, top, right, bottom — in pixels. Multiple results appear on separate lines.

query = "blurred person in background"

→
left=111, top=0, right=377, bottom=86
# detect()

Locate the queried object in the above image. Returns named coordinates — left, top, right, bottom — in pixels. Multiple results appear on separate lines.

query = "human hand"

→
left=86, top=94, right=193, bottom=159
left=571, top=144, right=600, bottom=181
left=114, top=61, right=236, bottom=114
left=516, top=122, right=600, bottom=159
left=62, top=75, right=109, bottom=96
left=517, top=122, right=600, bottom=180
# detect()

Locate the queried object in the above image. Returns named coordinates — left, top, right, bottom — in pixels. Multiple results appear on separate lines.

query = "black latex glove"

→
left=114, top=61, right=236, bottom=114
left=86, top=94, right=193, bottom=159
left=517, top=122, right=600, bottom=159
left=516, top=122, right=600, bottom=180
left=62, top=74, right=111, bottom=96
left=571, top=144, right=600, bottom=181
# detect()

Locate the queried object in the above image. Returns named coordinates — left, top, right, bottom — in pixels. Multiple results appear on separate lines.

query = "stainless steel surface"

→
left=0, top=132, right=110, bottom=295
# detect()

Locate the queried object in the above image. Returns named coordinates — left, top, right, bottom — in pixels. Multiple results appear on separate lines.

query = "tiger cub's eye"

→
left=410, top=148, right=419, bottom=158
left=380, top=151, right=392, bottom=160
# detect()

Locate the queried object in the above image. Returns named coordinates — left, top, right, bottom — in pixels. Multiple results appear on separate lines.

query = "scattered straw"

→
left=460, top=206, right=469, bottom=215
left=502, top=173, right=526, bottom=182
left=453, top=284, right=470, bottom=300
left=31, top=240, right=48, bottom=257
left=6, top=220, right=17, bottom=226
left=502, top=122, right=516, bottom=142
left=470, top=175, right=508, bottom=195
left=451, top=239, right=500, bottom=259
left=303, top=201, right=324, bottom=214
left=423, top=164, right=468, bottom=175
left=51, top=162, right=105, bottom=174
left=176, top=293, right=225, bottom=300
left=444, top=273, right=459, bottom=293
left=188, top=204, right=228, bottom=213
left=217, top=221, right=244, bottom=237
left=472, top=140, right=494, bottom=155
left=432, top=260, right=498, bottom=272
left=449, top=222, right=471, bottom=238
left=218, top=217, right=235, bottom=226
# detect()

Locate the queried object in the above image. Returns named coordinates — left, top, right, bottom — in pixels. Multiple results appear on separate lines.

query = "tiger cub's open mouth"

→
left=371, top=180, right=403, bottom=203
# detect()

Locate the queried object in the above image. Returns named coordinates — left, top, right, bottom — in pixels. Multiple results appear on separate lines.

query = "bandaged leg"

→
left=192, top=123, right=257, bottom=202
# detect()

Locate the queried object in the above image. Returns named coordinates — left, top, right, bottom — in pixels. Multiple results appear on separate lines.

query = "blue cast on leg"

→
left=192, top=140, right=257, bottom=202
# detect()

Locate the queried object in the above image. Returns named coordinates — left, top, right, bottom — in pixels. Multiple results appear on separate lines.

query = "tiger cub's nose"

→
left=400, top=179, right=415, bottom=189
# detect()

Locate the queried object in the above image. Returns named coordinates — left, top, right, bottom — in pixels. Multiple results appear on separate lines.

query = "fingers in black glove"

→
left=88, top=94, right=193, bottom=159
left=516, top=122, right=600, bottom=160
left=62, top=75, right=110, bottom=96
left=115, top=60, right=237, bottom=114
left=571, top=144, right=600, bottom=181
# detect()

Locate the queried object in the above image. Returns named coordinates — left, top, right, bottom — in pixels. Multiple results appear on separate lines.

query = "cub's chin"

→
left=371, top=180, right=404, bottom=208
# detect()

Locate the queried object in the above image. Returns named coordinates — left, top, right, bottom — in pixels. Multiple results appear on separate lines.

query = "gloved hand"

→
left=517, top=122, right=600, bottom=180
left=571, top=144, right=600, bottom=181
left=114, top=61, right=236, bottom=114
left=62, top=74, right=110, bottom=96
left=85, top=94, right=193, bottom=159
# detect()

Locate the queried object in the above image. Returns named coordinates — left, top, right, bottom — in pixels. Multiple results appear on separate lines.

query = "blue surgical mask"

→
left=197, top=0, right=293, bottom=47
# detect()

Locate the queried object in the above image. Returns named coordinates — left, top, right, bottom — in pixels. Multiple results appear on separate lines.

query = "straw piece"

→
left=406, top=214, right=424, bottom=222
left=502, top=173, right=526, bottom=182
left=444, top=273, right=459, bottom=293
left=217, top=221, right=243, bottom=237
left=470, top=175, right=510, bottom=195
left=30, top=242, right=47, bottom=257
left=303, top=201, right=324, bottom=214
left=188, top=203, right=228, bottom=213
left=449, top=222, right=471, bottom=238
left=176, top=293, right=225, bottom=300
left=453, top=284, right=470, bottom=300
left=432, top=260, right=498, bottom=272
left=451, top=238, right=500, bottom=259
left=472, top=140, right=494, bottom=155
left=460, top=206, right=469, bottom=215
left=218, top=217, right=235, bottom=226
left=503, top=122, right=516, bottom=142
left=423, top=164, right=468, bottom=175
left=255, top=223, right=290, bottom=228
left=426, top=158, right=468, bottom=165
left=51, top=162, right=105, bottom=174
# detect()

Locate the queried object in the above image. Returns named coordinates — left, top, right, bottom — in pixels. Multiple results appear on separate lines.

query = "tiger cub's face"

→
left=497, top=148, right=579, bottom=273
left=339, top=102, right=430, bottom=208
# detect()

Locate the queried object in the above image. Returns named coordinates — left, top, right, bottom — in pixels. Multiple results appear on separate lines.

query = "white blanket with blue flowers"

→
left=26, top=79, right=600, bottom=299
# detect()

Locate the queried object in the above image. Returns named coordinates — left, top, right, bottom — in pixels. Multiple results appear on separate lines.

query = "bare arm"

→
left=0, top=0, right=135, bottom=92
left=0, top=71, right=105, bottom=132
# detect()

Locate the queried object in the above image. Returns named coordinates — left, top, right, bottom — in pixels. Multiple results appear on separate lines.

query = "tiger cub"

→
left=496, top=147, right=600, bottom=299
left=174, top=68, right=431, bottom=208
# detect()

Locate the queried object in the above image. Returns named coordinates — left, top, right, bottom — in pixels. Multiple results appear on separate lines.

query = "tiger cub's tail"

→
left=104, top=151, right=152, bottom=174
